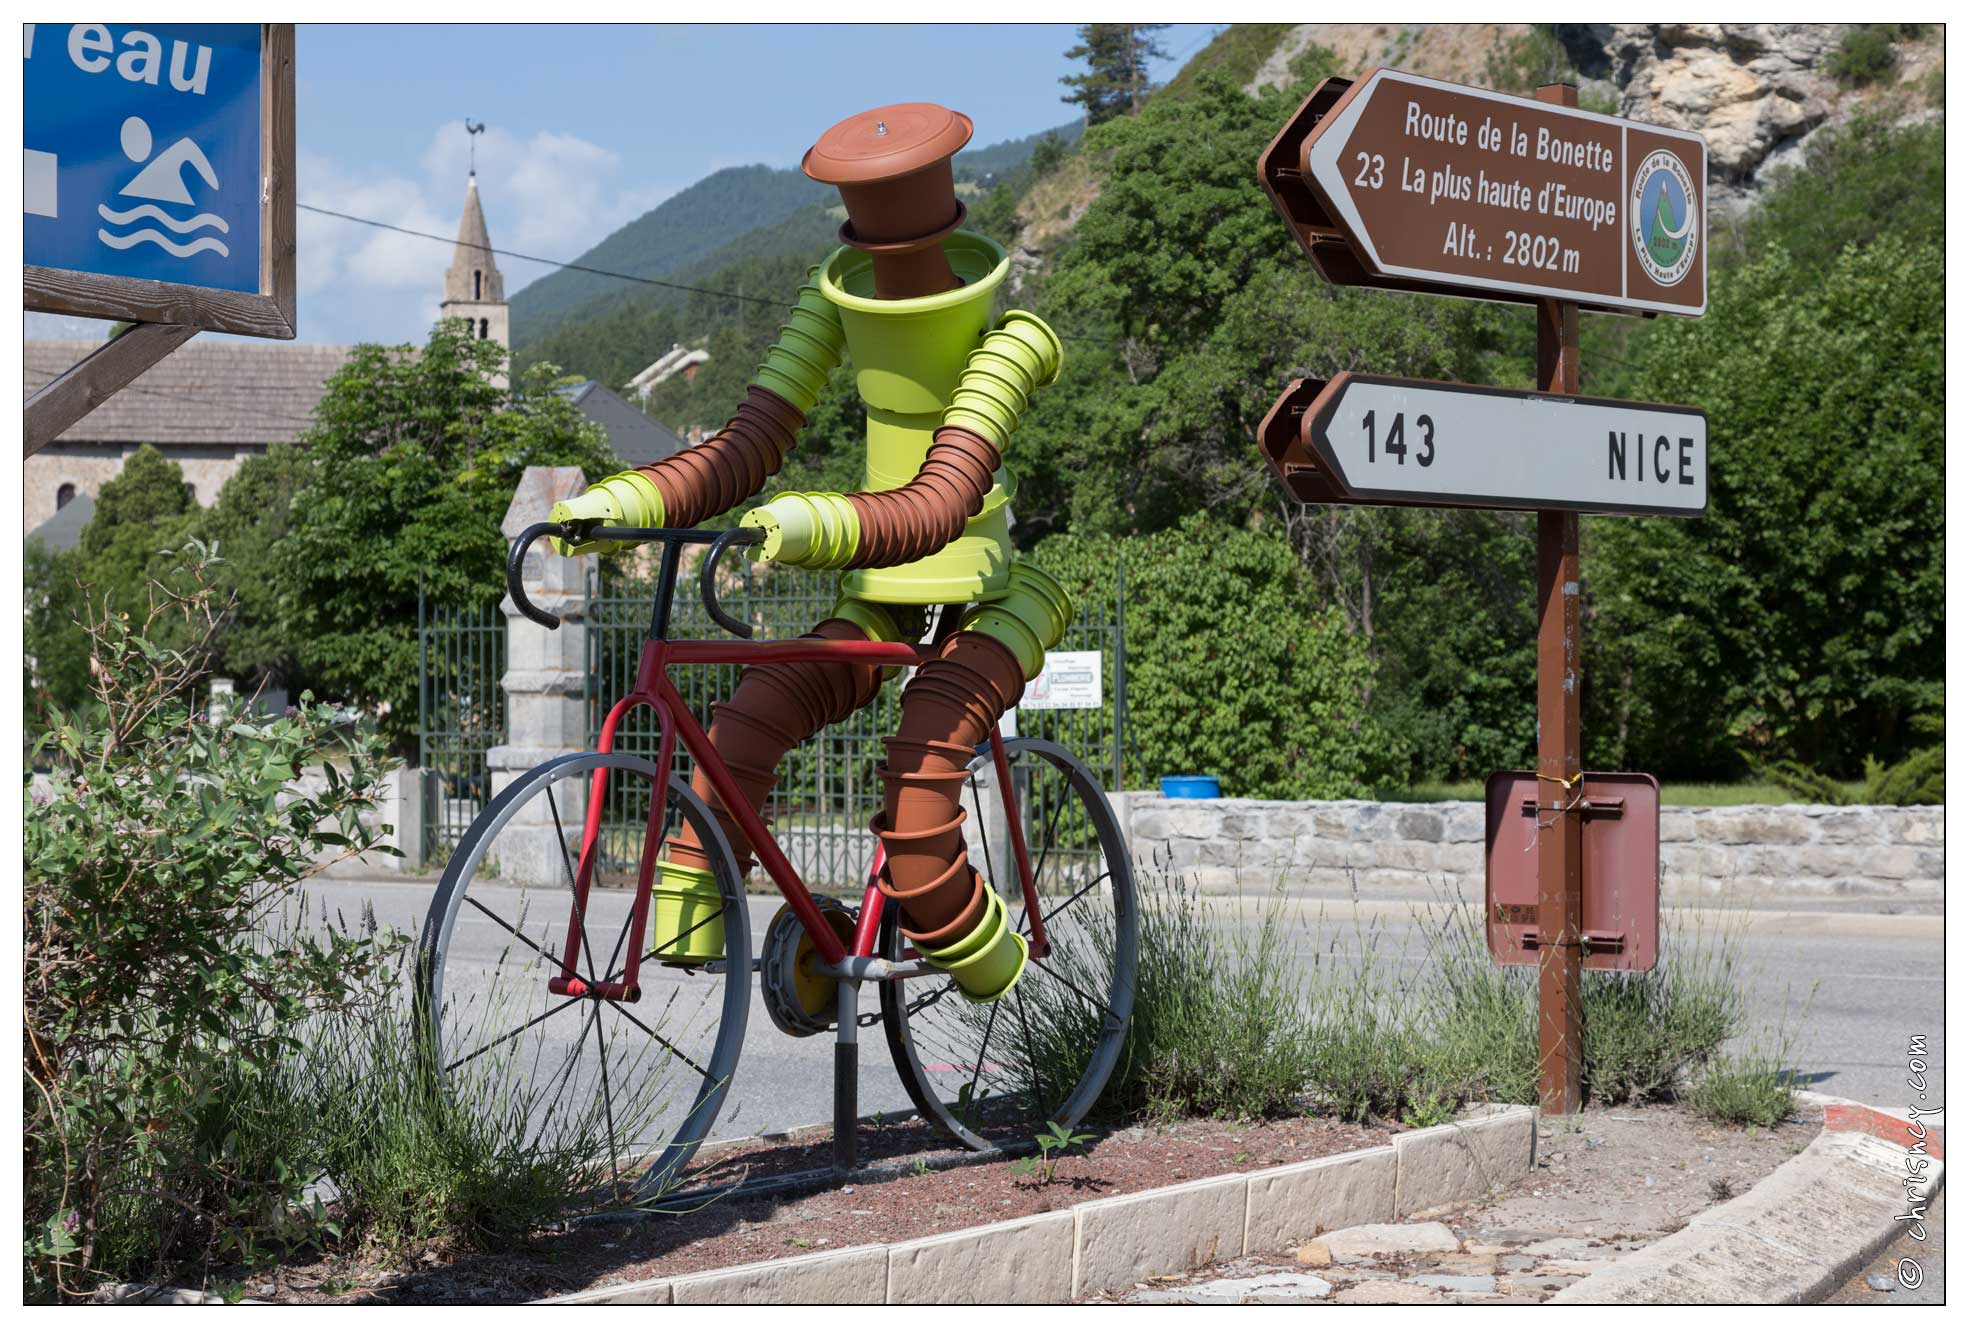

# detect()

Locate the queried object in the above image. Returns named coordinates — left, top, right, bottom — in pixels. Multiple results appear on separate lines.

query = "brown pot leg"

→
left=665, top=617, right=884, bottom=872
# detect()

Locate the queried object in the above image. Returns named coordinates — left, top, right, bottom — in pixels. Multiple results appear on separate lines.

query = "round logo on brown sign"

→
left=1630, top=149, right=1698, bottom=288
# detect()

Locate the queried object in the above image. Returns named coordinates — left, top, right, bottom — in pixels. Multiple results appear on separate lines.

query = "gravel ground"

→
left=1095, top=1102, right=1822, bottom=1305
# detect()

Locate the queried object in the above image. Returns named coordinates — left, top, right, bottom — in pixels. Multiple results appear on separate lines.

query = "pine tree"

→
left=1060, top=24, right=1170, bottom=125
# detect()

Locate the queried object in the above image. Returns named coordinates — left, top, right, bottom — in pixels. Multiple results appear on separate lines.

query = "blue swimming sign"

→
left=25, top=23, right=262, bottom=294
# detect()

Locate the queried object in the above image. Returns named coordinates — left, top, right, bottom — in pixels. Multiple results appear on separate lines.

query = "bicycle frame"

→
left=542, top=538, right=1048, bottom=1004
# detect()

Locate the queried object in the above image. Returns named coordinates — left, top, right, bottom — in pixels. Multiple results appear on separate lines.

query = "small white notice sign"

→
left=1021, top=650, right=1103, bottom=711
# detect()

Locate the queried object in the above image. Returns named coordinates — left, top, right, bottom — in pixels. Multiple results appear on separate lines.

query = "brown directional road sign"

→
left=1259, top=68, right=1706, bottom=316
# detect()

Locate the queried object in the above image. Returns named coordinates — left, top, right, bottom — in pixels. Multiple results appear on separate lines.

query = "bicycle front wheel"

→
left=416, top=751, right=751, bottom=1204
left=880, top=737, right=1138, bottom=1150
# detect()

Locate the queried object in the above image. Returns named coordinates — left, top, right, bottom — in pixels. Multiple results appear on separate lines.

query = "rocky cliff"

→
left=1249, top=23, right=1942, bottom=212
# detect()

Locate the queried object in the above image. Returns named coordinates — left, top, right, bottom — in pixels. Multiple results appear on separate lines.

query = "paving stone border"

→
left=539, top=1104, right=1537, bottom=1305
left=1110, top=793, right=1941, bottom=908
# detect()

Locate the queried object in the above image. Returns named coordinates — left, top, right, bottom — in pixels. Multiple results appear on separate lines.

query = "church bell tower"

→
left=441, top=171, right=509, bottom=384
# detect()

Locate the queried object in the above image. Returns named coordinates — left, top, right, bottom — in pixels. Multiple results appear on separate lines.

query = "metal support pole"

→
left=1533, top=82, right=1585, bottom=1118
left=832, top=978, right=859, bottom=1172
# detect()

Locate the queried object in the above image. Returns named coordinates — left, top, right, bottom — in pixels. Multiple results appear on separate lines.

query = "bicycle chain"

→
left=853, top=978, right=953, bottom=1027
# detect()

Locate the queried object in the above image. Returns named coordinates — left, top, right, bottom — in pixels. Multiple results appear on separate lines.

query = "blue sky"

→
left=32, top=23, right=1222, bottom=346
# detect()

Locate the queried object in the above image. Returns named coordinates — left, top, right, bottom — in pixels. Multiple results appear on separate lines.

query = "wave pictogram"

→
left=97, top=228, right=230, bottom=258
left=98, top=202, right=231, bottom=235
left=96, top=201, right=230, bottom=260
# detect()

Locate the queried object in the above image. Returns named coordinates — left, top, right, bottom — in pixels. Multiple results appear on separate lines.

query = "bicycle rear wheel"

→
left=416, top=751, right=751, bottom=1204
left=880, top=737, right=1137, bottom=1150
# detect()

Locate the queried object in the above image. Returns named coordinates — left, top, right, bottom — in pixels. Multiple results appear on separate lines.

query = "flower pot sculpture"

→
left=549, top=103, right=1071, bottom=1003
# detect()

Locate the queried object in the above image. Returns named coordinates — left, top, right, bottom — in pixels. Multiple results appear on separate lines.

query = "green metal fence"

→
left=416, top=586, right=506, bottom=864
left=584, top=558, right=1128, bottom=890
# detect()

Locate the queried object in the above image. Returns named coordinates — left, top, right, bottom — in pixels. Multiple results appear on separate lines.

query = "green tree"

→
left=24, top=540, right=92, bottom=721
left=195, top=445, right=311, bottom=693
left=24, top=448, right=205, bottom=718
left=1060, top=24, right=1170, bottom=125
left=1032, top=514, right=1398, bottom=798
left=1590, top=238, right=1943, bottom=776
left=279, top=321, right=618, bottom=751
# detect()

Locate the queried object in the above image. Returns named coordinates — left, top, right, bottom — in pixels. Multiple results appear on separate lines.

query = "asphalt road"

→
left=313, top=876, right=1942, bottom=1143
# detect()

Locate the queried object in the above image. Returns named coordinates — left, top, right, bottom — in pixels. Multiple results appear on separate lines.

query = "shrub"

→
left=298, top=976, right=681, bottom=1254
left=1031, top=514, right=1398, bottom=798
left=1827, top=26, right=1898, bottom=86
left=1390, top=892, right=1749, bottom=1112
left=1031, top=874, right=1322, bottom=1122
left=23, top=546, right=400, bottom=1299
left=1688, top=1049, right=1799, bottom=1128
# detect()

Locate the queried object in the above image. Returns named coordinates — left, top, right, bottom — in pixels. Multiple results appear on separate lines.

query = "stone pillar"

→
left=485, top=466, right=590, bottom=885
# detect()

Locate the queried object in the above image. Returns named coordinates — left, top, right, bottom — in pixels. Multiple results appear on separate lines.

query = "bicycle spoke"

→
left=530, top=1003, right=602, bottom=1150
left=1011, top=982, right=1048, bottom=1119
left=547, top=785, right=602, bottom=981
left=962, top=987, right=1008, bottom=1112
left=1025, top=871, right=1111, bottom=939
left=602, top=997, right=712, bottom=1081
left=1030, top=955, right=1127, bottom=1030
left=591, top=1008, right=621, bottom=1184
left=444, top=993, right=586, bottom=1074
left=465, top=895, right=586, bottom=983
left=1025, top=786, right=1071, bottom=910
left=968, top=770, right=998, bottom=887
left=599, top=906, right=727, bottom=987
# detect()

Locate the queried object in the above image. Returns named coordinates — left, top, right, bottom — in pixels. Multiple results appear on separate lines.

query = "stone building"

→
left=23, top=172, right=681, bottom=537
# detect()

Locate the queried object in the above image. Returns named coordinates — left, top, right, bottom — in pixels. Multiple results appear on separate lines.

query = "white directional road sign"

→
left=1285, top=373, right=1706, bottom=516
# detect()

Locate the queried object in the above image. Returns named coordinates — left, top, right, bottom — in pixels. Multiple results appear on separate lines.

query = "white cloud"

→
left=290, top=122, right=687, bottom=344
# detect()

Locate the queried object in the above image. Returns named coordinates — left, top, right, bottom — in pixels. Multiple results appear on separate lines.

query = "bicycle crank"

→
left=761, top=896, right=858, bottom=1037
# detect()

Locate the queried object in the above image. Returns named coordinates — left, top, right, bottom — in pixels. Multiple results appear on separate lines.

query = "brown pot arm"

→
left=636, top=386, right=806, bottom=529
left=549, top=268, right=846, bottom=546
left=841, top=426, right=999, bottom=569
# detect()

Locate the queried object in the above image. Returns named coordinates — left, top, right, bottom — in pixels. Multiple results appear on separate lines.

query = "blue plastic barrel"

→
left=1160, top=775, right=1222, bottom=799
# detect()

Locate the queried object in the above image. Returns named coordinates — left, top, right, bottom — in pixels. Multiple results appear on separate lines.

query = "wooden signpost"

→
left=23, top=23, right=296, bottom=454
left=1257, top=75, right=1709, bottom=1115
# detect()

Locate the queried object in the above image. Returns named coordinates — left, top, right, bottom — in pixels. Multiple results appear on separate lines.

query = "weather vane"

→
left=465, top=118, right=485, bottom=175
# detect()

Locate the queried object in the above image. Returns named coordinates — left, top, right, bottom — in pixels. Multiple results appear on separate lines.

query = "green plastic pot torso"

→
left=820, top=231, right=1017, bottom=605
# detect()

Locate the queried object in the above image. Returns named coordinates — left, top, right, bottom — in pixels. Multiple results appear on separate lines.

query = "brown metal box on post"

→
left=1484, top=770, right=1661, bottom=973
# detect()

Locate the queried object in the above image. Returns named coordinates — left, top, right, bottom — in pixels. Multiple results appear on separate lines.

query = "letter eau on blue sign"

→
left=25, top=23, right=261, bottom=294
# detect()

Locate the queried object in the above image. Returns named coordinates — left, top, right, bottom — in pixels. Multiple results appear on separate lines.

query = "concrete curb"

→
left=541, top=1104, right=1538, bottom=1305
left=1553, top=1097, right=1944, bottom=1304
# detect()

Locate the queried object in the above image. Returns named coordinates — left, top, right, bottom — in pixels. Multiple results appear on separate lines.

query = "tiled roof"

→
left=23, top=338, right=354, bottom=446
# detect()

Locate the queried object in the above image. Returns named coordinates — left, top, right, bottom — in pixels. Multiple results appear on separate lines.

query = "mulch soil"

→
left=249, top=1111, right=1394, bottom=1304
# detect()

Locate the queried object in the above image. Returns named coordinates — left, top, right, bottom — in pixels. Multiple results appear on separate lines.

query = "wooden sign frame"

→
left=24, top=24, right=296, bottom=455
left=24, top=23, right=296, bottom=338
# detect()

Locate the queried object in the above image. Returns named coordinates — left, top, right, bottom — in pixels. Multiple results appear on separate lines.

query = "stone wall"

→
left=1115, top=796, right=1942, bottom=910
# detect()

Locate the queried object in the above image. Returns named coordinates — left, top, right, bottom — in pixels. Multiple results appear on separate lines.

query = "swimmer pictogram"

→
left=96, top=115, right=231, bottom=259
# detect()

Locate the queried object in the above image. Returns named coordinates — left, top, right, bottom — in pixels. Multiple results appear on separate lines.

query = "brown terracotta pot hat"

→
left=804, top=102, right=973, bottom=298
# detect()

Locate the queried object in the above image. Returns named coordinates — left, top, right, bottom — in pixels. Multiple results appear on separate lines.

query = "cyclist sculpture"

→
left=547, top=102, right=1072, bottom=1004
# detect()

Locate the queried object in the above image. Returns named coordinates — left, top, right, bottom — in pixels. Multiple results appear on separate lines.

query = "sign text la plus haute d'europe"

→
left=1387, top=100, right=1618, bottom=272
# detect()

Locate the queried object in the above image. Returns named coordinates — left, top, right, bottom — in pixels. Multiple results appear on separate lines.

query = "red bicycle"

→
left=417, top=523, right=1137, bottom=1200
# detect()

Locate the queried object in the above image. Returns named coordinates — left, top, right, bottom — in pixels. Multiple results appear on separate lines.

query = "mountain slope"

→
left=511, top=119, right=1086, bottom=367
left=510, top=165, right=832, bottom=341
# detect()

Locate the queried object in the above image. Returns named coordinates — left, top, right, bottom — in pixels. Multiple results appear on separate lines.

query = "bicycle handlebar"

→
left=505, top=521, right=766, bottom=637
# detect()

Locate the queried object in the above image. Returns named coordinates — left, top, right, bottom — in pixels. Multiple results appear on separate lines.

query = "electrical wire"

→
left=299, top=201, right=1121, bottom=345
